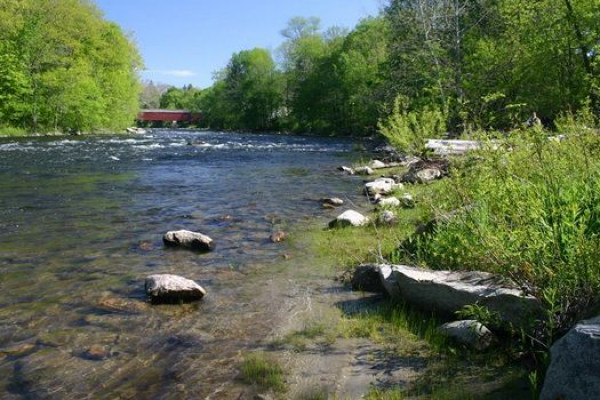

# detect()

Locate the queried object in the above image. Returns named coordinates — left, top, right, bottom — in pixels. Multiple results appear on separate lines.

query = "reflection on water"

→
left=0, top=130, right=367, bottom=398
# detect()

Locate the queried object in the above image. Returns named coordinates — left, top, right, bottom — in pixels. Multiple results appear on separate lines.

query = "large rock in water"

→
left=541, top=315, right=600, bottom=400
left=163, top=230, right=214, bottom=252
left=329, top=210, right=370, bottom=228
left=145, top=274, right=206, bottom=304
left=378, top=264, right=542, bottom=328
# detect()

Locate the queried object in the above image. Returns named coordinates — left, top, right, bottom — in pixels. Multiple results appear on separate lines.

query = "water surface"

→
left=0, top=130, right=368, bottom=399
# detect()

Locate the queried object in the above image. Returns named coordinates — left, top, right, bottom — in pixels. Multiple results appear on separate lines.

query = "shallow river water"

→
left=0, top=130, right=370, bottom=399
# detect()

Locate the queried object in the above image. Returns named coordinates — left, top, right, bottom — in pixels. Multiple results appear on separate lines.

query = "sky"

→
left=93, top=0, right=382, bottom=89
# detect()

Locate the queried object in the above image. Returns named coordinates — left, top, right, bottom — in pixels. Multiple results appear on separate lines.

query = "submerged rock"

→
left=541, top=315, right=600, bottom=400
left=163, top=230, right=214, bottom=252
left=378, top=264, right=542, bottom=328
left=145, top=274, right=206, bottom=304
left=270, top=231, right=287, bottom=243
left=82, top=345, right=111, bottom=361
left=329, top=210, right=370, bottom=228
left=438, top=320, right=494, bottom=350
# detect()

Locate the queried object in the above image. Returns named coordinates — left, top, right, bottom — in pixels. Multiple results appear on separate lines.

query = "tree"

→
left=0, top=0, right=142, bottom=133
left=221, top=48, right=283, bottom=130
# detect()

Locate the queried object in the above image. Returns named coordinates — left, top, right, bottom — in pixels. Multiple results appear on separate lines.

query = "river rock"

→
left=438, top=320, right=494, bottom=350
left=321, top=197, right=344, bottom=207
left=83, top=345, right=111, bottom=361
left=540, top=315, right=600, bottom=400
left=355, top=166, right=374, bottom=176
left=402, top=168, right=442, bottom=184
left=145, top=274, right=206, bottom=304
left=377, top=197, right=401, bottom=208
left=377, top=210, right=397, bottom=226
left=401, top=193, right=415, bottom=208
left=378, top=264, right=542, bottom=328
left=369, top=160, right=387, bottom=169
left=329, top=210, right=370, bottom=228
left=351, top=265, right=386, bottom=293
left=163, top=230, right=214, bottom=252
left=270, top=231, right=286, bottom=243
left=338, top=166, right=355, bottom=175
left=365, top=178, right=401, bottom=196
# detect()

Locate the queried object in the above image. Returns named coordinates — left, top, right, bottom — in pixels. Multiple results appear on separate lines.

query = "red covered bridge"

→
left=137, top=109, right=202, bottom=123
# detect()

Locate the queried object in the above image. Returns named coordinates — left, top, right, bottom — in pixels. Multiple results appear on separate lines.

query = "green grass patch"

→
left=240, top=352, right=286, bottom=392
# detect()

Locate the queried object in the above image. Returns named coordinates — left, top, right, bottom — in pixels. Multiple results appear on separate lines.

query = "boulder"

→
left=541, top=315, right=600, bottom=400
left=321, top=197, right=344, bottom=207
left=351, top=265, right=386, bottom=293
left=377, top=210, right=397, bottom=226
left=369, top=160, right=387, bottom=169
left=145, top=274, right=206, bottom=304
left=438, top=320, right=494, bottom=350
left=377, top=197, right=401, bottom=208
left=329, top=210, right=370, bottom=228
left=379, top=264, right=542, bottom=328
left=355, top=166, right=374, bottom=176
left=163, top=230, right=214, bottom=252
left=365, top=178, right=402, bottom=196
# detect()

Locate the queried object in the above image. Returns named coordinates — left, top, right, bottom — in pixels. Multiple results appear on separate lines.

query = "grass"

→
left=294, top=150, right=538, bottom=398
left=240, top=352, right=286, bottom=392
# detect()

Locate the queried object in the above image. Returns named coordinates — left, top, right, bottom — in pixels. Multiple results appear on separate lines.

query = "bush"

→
left=403, top=123, right=600, bottom=339
left=378, top=94, right=447, bottom=156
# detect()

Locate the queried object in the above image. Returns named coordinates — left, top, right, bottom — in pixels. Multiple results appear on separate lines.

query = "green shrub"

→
left=378, top=94, right=447, bottom=155
left=404, top=126, right=600, bottom=338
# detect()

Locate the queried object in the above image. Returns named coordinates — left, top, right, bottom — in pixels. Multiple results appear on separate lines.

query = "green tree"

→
left=0, top=0, right=142, bottom=133
left=221, top=48, right=283, bottom=130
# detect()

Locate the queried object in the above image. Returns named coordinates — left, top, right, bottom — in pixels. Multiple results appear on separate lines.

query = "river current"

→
left=0, top=130, right=369, bottom=399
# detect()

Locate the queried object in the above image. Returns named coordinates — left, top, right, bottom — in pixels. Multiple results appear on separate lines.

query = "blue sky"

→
left=93, top=0, right=382, bottom=89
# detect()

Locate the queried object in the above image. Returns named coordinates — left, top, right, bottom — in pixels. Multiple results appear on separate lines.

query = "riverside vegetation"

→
left=300, top=106, right=600, bottom=398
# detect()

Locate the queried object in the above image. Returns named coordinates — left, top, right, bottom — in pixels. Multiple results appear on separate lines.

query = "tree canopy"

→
left=0, top=0, right=142, bottom=133
left=185, top=1, right=598, bottom=135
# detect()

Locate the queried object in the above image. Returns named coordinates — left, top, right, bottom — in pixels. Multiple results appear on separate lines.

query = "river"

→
left=0, top=130, right=371, bottom=399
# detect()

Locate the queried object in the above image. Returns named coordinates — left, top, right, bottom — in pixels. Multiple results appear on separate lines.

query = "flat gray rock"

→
left=379, top=264, right=542, bottom=329
left=541, top=315, right=600, bottom=400
left=163, top=230, right=214, bottom=252
left=145, top=274, right=206, bottom=304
